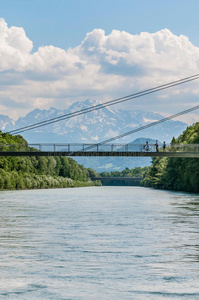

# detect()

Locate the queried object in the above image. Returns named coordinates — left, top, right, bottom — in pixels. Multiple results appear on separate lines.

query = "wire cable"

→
left=9, top=73, right=199, bottom=135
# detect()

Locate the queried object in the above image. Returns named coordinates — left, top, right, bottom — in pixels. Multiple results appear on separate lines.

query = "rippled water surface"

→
left=0, top=186, right=199, bottom=299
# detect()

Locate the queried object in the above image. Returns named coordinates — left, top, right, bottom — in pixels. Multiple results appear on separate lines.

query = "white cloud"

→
left=0, top=18, right=199, bottom=122
left=0, top=18, right=32, bottom=72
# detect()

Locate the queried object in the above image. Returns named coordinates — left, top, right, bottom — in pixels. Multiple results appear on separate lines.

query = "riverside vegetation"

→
left=0, top=131, right=101, bottom=190
left=142, top=122, right=199, bottom=193
left=100, top=166, right=149, bottom=186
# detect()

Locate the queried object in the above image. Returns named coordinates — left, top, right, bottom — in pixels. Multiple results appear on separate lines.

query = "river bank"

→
left=0, top=171, right=101, bottom=191
left=0, top=131, right=102, bottom=190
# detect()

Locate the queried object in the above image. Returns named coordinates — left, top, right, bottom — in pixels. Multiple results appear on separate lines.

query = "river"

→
left=0, top=187, right=199, bottom=299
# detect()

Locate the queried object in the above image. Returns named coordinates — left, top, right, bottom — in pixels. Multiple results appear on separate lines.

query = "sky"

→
left=0, top=0, right=199, bottom=124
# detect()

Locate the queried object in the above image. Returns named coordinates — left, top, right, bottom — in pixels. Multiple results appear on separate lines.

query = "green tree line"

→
left=0, top=131, right=101, bottom=190
left=142, top=122, right=199, bottom=193
left=99, top=166, right=149, bottom=186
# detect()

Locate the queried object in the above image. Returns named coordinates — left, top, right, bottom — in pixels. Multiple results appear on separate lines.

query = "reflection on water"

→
left=0, top=187, right=199, bottom=299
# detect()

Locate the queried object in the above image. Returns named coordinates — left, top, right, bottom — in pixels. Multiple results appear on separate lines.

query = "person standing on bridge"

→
left=155, top=140, right=159, bottom=152
left=163, top=141, right=166, bottom=152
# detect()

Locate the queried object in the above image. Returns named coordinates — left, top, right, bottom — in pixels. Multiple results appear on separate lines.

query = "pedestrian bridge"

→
left=0, top=143, right=199, bottom=157
left=91, top=177, right=143, bottom=181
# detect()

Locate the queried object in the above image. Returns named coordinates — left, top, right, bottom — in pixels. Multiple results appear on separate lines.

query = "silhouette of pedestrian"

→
left=144, top=141, right=149, bottom=151
left=163, top=141, right=166, bottom=152
left=155, top=140, right=159, bottom=152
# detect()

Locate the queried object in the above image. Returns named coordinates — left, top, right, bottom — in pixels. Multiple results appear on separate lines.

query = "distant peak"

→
left=68, top=99, right=101, bottom=112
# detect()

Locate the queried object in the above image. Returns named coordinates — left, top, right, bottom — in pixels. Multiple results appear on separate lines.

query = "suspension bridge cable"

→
left=9, top=73, right=199, bottom=135
left=9, top=74, right=199, bottom=134
left=79, top=104, right=199, bottom=152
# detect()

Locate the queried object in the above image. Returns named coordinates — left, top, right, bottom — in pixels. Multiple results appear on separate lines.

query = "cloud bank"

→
left=0, top=18, right=199, bottom=121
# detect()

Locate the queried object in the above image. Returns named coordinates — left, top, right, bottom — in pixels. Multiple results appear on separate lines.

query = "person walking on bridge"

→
left=155, top=140, right=159, bottom=152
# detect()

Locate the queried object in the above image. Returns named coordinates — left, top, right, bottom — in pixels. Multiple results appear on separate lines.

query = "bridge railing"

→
left=170, top=144, right=199, bottom=153
left=23, top=143, right=162, bottom=152
left=0, top=143, right=157, bottom=152
left=0, top=143, right=155, bottom=152
left=0, top=143, right=199, bottom=153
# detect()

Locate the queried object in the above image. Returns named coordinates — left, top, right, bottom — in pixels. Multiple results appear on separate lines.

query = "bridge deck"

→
left=0, top=151, right=199, bottom=157
left=0, top=143, right=199, bottom=157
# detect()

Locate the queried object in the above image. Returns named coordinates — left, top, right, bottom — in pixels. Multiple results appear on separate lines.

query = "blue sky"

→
left=1, top=0, right=199, bottom=51
left=0, top=0, right=199, bottom=124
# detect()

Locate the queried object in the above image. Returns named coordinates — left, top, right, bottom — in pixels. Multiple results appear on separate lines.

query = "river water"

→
left=0, top=186, right=199, bottom=299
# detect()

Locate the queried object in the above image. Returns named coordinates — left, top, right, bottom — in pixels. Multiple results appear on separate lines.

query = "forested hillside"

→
left=0, top=131, right=101, bottom=190
left=142, top=122, right=199, bottom=193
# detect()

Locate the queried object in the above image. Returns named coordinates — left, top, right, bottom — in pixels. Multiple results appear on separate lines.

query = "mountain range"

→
left=1, top=99, right=186, bottom=143
left=0, top=99, right=187, bottom=171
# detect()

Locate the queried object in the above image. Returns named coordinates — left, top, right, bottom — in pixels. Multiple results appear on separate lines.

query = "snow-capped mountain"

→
left=1, top=99, right=187, bottom=145
left=0, top=115, right=15, bottom=131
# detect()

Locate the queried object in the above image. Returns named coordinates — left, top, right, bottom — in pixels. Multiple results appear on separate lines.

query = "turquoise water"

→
left=0, top=186, right=199, bottom=299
